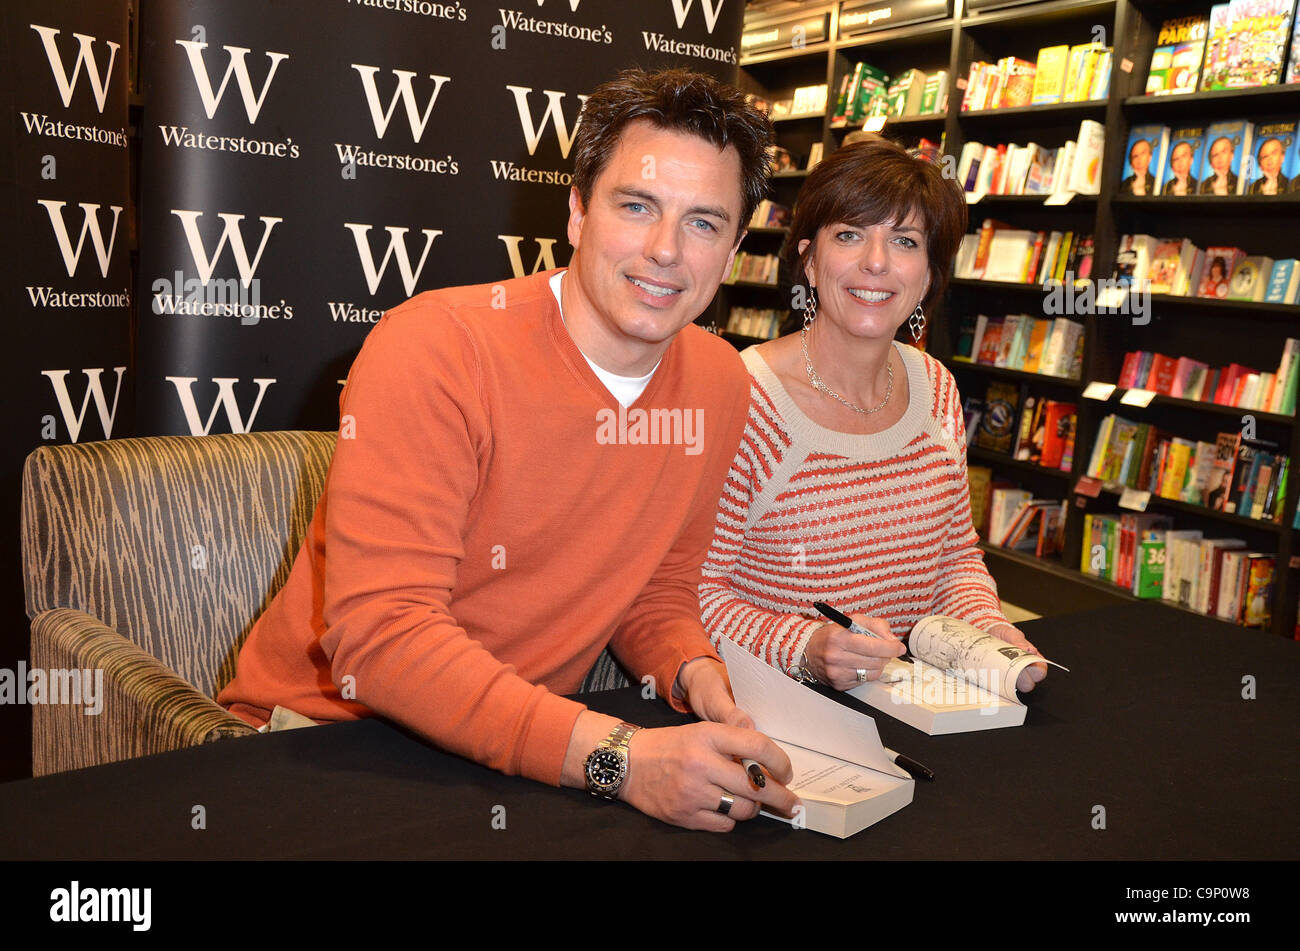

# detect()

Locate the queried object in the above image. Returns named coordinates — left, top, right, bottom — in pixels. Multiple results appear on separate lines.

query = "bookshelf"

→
left=714, top=0, right=1300, bottom=636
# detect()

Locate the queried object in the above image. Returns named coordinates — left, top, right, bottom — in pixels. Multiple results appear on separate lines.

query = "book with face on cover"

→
left=1198, top=120, right=1254, bottom=195
left=1120, top=125, right=1169, bottom=195
left=718, top=638, right=913, bottom=839
left=1162, top=126, right=1204, bottom=195
left=846, top=616, right=1068, bottom=735
left=1245, top=121, right=1297, bottom=195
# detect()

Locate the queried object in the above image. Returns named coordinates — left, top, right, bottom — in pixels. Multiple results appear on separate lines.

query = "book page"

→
left=906, top=616, right=1068, bottom=701
left=777, top=741, right=901, bottom=805
left=718, top=637, right=906, bottom=779
left=875, top=656, right=1010, bottom=710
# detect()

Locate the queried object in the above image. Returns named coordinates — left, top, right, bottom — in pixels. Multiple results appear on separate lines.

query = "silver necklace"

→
left=800, top=325, right=893, bottom=415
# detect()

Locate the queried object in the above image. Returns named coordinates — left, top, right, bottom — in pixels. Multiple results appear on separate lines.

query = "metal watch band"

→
left=602, top=721, right=639, bottom=752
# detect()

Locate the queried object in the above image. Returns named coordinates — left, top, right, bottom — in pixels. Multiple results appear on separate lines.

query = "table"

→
left=0, top=602, right=1295, bottom=861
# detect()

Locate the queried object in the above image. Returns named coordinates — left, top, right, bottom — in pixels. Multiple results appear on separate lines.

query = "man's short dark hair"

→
left=572, top=67, right=774, bottom=237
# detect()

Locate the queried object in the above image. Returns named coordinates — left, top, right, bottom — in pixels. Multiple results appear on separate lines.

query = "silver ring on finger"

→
left=856, top=668, right=869, bottom=682
left=717, top=793, right=734, bottom=815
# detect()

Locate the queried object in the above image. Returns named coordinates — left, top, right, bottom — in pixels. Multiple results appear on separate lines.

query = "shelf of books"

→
left=736, top=0, right=1300, bottom=637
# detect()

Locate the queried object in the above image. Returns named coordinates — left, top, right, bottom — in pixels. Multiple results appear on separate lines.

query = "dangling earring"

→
left=802, top=284, right=818, bottom=330
left=909, top=303, right=926, bottom=343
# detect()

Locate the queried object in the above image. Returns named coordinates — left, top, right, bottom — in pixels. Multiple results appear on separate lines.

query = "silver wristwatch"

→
left=583, top=721, right=640, bottom=799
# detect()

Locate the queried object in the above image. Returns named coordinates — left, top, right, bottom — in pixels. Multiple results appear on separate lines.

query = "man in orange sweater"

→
left=218, top=68, right=798, bottom=832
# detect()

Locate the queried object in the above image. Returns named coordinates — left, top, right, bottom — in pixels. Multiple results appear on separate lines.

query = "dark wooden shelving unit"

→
left=710, top=0, right=1299, bottom=637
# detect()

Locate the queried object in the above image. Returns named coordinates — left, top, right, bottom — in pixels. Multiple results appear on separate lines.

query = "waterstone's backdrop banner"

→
left=135, top=0, right=744, bottom=434
left=1, top=0, right=743, bottom=778
left=2, top=0, right=132, bottom=778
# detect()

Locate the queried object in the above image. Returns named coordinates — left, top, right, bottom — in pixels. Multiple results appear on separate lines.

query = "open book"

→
left=847, top=615, right=1067, bottom=735
left=719, top=638, right=913, bottom=839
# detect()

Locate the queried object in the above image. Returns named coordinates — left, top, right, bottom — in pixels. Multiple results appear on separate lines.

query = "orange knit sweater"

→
left=218, top=268, right=750, bottom=785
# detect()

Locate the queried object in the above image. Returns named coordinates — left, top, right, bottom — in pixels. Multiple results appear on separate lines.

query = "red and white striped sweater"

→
left=700, top=341, right=1010, bottom=673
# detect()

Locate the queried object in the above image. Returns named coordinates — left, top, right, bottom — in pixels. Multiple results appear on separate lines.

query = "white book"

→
left=983, top=229, right=1036, bottom=282
left=1239, top=373, right=1261, bottom=410
left=969, top=314, right=990, bottom=362
left=1053, top=140, right=1077, bottom=196
left=1218, top=550, right=1247, bottom=621
left=1041, top=318, right=1067, bottom=376
left=719, top=638, right=913, bottom=839
left=989, top=488, right=1032, bottom=543
left=954, top=233, right=981, bottom=278
left=1038, top=231, right=1063, bottom=283
left=977, top=145, right=998, bottom=194
left=957, top=141, right=985, bottom=192
left=1013, top=142, right=1039, bottom=195
left=1042, top=317, right=1081, bottom=376
left=993, top=144, right=1014, bottom=194
left=1069, top=119, right=1105, bottom=194
left=1253, top=373, right=1274, bottom=411
left=848, top=616, right=1067, bottom=735
left=1161, top=530, right=1203, bottom=605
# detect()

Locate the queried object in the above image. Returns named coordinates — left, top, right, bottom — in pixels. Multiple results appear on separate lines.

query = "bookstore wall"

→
left=736, top=0, right=1300, bottom=638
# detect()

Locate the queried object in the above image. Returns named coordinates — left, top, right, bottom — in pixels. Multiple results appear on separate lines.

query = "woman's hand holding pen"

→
left=803, top=613, right=907, bottom=691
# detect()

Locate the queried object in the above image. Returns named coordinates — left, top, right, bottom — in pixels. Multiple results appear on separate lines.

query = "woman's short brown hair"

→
left=783, top=138, right=967, bottom=314
left=572, top=68, right=774, bottom=237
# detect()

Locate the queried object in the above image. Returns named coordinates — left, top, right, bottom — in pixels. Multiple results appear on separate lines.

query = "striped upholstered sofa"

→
left=21, top=431, right=629, bottom=776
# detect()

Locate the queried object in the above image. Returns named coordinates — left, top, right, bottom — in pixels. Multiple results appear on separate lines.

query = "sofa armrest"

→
left=30, top=607, right=257, bottom=776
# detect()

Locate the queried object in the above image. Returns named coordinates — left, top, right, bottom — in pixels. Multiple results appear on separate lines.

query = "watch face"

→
left=586, top=749, right=624, bottom=788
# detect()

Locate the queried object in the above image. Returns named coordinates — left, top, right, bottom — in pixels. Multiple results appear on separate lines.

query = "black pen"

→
left=741, top=758, right=766, bottom=789
left=885, top=747, right=935, bottom=781
left=813, top=601, right=913, bottom=664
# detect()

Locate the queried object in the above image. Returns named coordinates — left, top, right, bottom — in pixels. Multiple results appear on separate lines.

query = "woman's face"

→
left=798, top=209, right=931, bottom=342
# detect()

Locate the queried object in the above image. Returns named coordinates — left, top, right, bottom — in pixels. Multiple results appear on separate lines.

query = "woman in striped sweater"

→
left=700, top=138, right=1047, bottom=693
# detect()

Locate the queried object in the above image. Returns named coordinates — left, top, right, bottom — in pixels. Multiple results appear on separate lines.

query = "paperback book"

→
left=848, top=616, right=1067, bottom=735
left=720, top=638, right=914, bottom=839
left=1162, top=126, right=1205, bottom=195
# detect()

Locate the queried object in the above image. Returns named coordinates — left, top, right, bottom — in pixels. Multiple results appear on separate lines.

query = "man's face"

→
left=1130, top=140, right=1151, bottom=175
left=565, top=120, right=744, bottom=357
left=1171, top=143, right=1192, bottom=176
left=1210, top=138, right=1233, bottom=174
left=1260, top=139, right=1284, bottom=176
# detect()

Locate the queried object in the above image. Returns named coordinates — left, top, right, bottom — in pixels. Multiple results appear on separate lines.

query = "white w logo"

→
left=30, top=25, right=119, bottom=113
left=505, top=86, right=587, bottom=158
left=343, top=224, right=441, bottom=297
left=41, top=367, right=126, bottom=442
left=165, top=377, right=275, bottom=435
left=174, top=41, right=289, bottom=123
left=535, top=0, right=583, bottom=9
left=669, top=0, right=726, bottom=34
left=38, top=200, right=121, bottom=278
left=498, top=235, right=560, bottom=278
left=171, top=210, right=282, bottom=286
left=351, top=66, right=451, bottom=143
